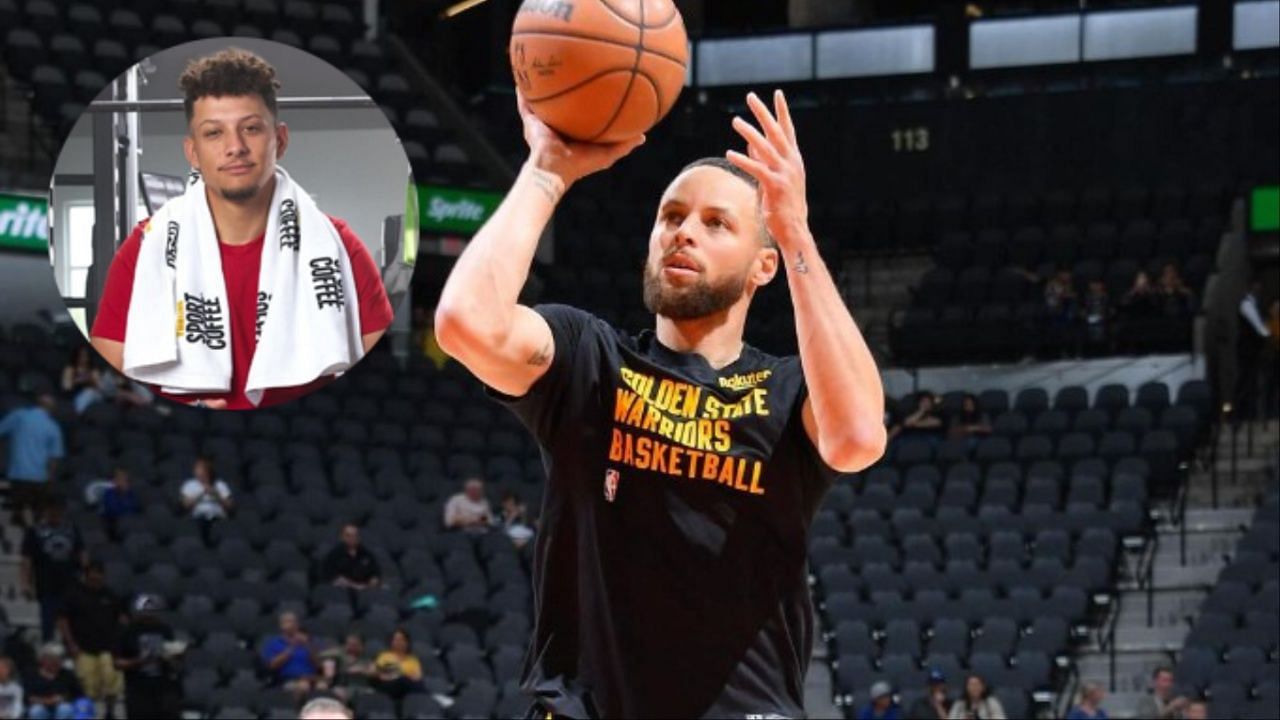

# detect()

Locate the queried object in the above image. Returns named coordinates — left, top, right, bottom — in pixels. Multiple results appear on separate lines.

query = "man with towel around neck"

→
left=90, top=47, right=393, bottom=409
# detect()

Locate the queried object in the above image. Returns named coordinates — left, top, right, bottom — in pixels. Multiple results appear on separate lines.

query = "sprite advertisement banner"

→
left=417, top=185, right=501, bottom=235
left=0, top=192, right=48, bottom=253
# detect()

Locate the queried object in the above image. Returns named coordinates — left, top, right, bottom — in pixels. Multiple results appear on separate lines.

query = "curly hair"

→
left=179, top=47, right=281, bottom=123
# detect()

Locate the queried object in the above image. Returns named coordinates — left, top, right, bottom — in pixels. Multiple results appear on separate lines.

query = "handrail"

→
left=1140, top=530, right=1159, bottom=627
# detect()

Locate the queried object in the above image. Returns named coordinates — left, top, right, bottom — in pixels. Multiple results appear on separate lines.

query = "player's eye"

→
left=662, top=211, right=683, bottom=225
left=244, top=124, right=262, bottom=134
left=204, top=129, right=221, bottom=139
left=706, top=217, right=727, bottom=229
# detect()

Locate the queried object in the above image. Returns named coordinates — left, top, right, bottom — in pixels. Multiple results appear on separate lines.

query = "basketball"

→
left=510, top=0, right=688, bottom=144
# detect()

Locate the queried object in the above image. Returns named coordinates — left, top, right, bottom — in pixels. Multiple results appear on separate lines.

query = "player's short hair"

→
left=180, top=47, right=281, bottom=126
left=299, top=697, right=353, bottom=720
left=677, top=157, right=776, bottom=249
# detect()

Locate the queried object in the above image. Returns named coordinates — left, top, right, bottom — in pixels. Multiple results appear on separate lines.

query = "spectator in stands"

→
left=1081, top=280, right=1114, bottom=356
left=1157, top=263, right=1194, bottom=318
left=96, top=370, right=155, bottom=410
left=1066, top=681, right=1108, bottom=719
left=0, top=393, right=64, bottom=528
left=1182, top=700, right=1207, bottom=720
left=179, top=456, right=232, bottom=544
left=947, top=674, right=1005, bottom=719
left=56, top=561, right=124, bottom=718
left=1044, top=267, right=1079, bottom=353
left=501, top=491, right=535, bottom=548
left=114, top=594, right=182, bottom=719
left=1235, top=280, right=1272, bottom=422
left=99, top=467, right=141, bottom=542
left=1135, top=666, right=1189, bottom=720
left=370, top=628, right=424, bottom=703
left=261, top=612, right=318, bottom=698
left=20, top=498, right=85, bottom=642
left=300, top=696, right=354, bottom=720
left=444, top=477, right=494, bottom=532
left=21, top=643, right=82, bottom=720
left=905, top=668, right=950, bottom=719
left=0, top=656, right=23, bottom=720
left=321, top=524, right=381, bottom=590
left=892, top=392, right=945, bottom=444
left=317, top=633, right=374, bottom=702
left=857, top=680, right=901, bottom=720
left=60, top=348, right=102, bottom=415
left=946, top=394, right=991, bottom=444
left=1120, top=271, right=1160, bottom=318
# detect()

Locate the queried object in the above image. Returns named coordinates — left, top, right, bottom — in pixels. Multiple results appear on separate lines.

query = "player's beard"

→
left=642, top=261, right=749, bottom=320
left=218, top=183, right=260, bottom=203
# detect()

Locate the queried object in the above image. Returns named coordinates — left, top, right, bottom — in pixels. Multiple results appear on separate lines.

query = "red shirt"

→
left=91, top=215, right=394, bottom=410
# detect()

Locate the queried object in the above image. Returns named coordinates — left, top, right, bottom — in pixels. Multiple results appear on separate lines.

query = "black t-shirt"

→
left=21, top=521, right=84, bottom=598
left=492, top=305, right=838, bottom=719
left=322, top=544, right=380, bottom=585
left=61, top=581, right=124, bottom=654
left=117, top=620, right=178, bottom=692
left=23, top=668, right=82, bottom=704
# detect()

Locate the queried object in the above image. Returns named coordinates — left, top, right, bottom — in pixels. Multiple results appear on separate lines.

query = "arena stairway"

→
left=1071, top=419, right=1279, bottom=718
left=0, top=502, right=39, bottom=634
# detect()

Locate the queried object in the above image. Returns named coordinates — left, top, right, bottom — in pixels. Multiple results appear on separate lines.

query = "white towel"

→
left=123, top=167, right=364, bottom=406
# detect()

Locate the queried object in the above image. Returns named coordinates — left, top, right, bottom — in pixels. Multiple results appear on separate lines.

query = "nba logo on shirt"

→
left=604, top=469, right=619, bottom=503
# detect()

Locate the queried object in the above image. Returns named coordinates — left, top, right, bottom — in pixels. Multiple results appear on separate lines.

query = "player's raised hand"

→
left=517, top=90, right=646, bottom=191
left=725, top=89, right=810, bottom=249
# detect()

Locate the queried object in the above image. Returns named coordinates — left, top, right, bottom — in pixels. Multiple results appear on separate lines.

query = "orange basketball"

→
left=510, top=0, right=688, bottom=144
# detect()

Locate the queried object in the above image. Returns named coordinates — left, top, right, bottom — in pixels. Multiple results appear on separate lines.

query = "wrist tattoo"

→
left=795, top=252, right=810, bottom=274
left=528, top=167, right=565, bottom=204
left=526, top=340, right=553, bottom=366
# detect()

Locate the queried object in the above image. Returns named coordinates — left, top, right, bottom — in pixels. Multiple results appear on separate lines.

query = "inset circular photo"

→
left=48, top=37, right=419, bottom=410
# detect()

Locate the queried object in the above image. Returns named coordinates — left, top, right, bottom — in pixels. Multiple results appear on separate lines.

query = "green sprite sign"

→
left=1251, top=185, right=1279, bottom=233
left=0, top=192, right=48, bottom=253
left=416, top=186, right=501, bottom=235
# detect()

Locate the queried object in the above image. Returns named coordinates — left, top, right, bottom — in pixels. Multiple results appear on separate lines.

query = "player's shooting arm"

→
left=435, top=92, right=644, bottom=397
left=727, top=91, right=886, bottom=473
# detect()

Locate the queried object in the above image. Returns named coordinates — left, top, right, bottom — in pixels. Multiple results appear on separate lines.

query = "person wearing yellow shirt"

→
left=371, top=628, right=423, bottom=702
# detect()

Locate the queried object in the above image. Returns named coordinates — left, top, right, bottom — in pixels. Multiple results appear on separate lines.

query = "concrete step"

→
left=1157, top=508, right=1257, bottom=533
left=1110, top=589, right=1208, bottom=628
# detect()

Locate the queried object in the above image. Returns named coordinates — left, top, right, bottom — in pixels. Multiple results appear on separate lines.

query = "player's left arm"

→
left=727, top=90, right=886, bottom=473
left=334, top=218, right=394, bottom=353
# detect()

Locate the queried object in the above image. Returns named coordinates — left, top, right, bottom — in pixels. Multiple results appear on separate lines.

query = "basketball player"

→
left=435, top=89, right=885, bottom=719
left=90, top=48, right=393, bottom=409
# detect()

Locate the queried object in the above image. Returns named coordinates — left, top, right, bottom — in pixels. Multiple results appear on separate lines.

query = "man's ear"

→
left=182, top=135, right=197, bottom=170
left=753, top=245, right=779, bottom=287
left=275, top=122, right=289, bottom=160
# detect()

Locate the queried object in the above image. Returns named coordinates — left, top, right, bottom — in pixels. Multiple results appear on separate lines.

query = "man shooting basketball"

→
left=436, top=89, right=886, bottom=718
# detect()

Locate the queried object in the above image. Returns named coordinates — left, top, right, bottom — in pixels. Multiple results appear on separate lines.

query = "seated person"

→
left=443, top=478, right=493, bottom=532
left=369, top=629, right=423, bottom=701
left=0, top=656, right=24, bottom=720
left=179, top=456, right=232, bottom=543
left=947, top=394, right=992, bottom=442
left=22, top=644, right=84, bottom=720
left=501, top=492, right=535, bottom=548
left=99, top=467, right=141, bottom=541
left=321, top=524, right=380, bottom=590
left=260, top=612, right=317, bottom=698
left=317, top=633, right=375, bottom=702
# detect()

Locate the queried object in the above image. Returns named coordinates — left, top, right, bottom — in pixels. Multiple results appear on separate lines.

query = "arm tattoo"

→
left=528, top=167, right=565, bottom=204
left=526, top=340, right=553, bottom=366
left=795, top=252, right=810, bottom=274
